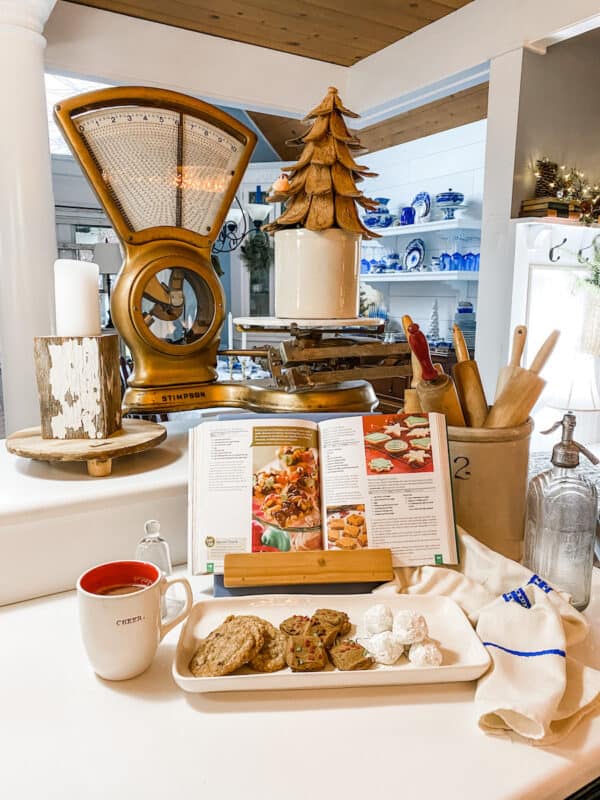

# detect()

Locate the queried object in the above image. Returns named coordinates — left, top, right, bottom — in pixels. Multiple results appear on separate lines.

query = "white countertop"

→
left=1, top=572, right=599, bottom=800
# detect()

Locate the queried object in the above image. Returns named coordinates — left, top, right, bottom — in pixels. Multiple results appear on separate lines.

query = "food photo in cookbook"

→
left=326, top=504, right=368, bottom=550
left=252, top=436, right=322, bottom=552
left=362, top=414, right=433, bottom=475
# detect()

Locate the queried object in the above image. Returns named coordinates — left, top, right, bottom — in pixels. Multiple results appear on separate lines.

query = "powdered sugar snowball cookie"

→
left=363, top=603, right=393, bottom=635
left=363, top=631, right=405, bottom=665
left=392, top=609, right=428, bottom=644
left=408, top=639, right=443, bottom=667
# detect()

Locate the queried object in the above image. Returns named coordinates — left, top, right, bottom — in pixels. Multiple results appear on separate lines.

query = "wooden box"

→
left=34, top=334, right=122, bottom=439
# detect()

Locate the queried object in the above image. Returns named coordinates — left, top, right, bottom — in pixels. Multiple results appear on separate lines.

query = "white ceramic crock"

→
left=274, top=228, right=361, bottom=319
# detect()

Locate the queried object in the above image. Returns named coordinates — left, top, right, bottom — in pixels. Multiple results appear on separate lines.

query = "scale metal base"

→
left=123, top=379, right=378, bottom=415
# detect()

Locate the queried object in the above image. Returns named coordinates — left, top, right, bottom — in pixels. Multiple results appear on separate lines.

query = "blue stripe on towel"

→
left=502, top=587, right=532, bottom=608
left=527, top=574, right=553, bottom=593
left=482, top=642, right=566, bottom=658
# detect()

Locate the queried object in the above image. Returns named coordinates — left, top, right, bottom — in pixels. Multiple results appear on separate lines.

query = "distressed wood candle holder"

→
left=34, top=333, right=122, bottom=440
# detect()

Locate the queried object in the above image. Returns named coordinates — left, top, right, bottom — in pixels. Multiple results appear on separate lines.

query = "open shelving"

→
left=366, top=217, right=481, bottom=237
left=361, top=271, right=479, bottom=283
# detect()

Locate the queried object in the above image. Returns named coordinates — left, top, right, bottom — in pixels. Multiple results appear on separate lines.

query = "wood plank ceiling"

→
left=66, top=0, right=473, bottom=66
left=248, top=82, right=489, bottom=160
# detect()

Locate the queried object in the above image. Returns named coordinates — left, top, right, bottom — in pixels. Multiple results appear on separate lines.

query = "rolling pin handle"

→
left=408, top=324, right=438, bottom=382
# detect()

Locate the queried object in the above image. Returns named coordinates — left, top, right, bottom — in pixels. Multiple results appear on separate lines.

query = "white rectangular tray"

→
left=172, top=593, right=490, bottom=693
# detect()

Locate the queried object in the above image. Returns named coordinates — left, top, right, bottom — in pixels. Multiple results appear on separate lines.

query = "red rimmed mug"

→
left=77, top=560, right=193, bottom=680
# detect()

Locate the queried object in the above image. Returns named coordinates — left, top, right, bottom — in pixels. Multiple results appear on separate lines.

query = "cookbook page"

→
left=318, top=412, right=457, bottom=566
left=189, top=418, right=322, bottom=574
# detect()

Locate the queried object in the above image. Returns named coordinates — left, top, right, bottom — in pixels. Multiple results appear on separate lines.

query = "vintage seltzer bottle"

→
left=524, top=413, right=598, bottom=611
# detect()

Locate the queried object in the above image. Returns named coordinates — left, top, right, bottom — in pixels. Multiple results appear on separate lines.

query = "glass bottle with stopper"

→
left=523, top=413, right=598, bottom=611
left=135, top=519, right=173, bottom=576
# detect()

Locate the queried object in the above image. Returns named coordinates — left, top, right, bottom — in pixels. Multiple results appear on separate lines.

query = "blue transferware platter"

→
left=377, top=213, right=394, bottom=228
left=404, top=238, right=425, bottom=271
left=363, top=214, right=380, bottom=227
left=411, top=191, right=431, bottom=219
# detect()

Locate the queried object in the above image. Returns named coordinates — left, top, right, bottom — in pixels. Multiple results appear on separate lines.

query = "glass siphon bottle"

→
left=523, top=413, right=598, bottom=611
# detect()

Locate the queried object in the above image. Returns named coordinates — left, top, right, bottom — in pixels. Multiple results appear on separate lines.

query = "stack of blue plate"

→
left=454, top=301, right=476, bottom=349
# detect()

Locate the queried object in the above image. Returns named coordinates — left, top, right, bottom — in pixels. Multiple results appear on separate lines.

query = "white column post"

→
left=0, top=0, right=57, bottom=434
left=475, top=48, right=524, bottom=395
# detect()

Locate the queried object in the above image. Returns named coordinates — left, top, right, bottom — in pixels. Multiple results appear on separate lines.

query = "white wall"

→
left=361, top=120, right=486, bottom=338
left=512, top=28, right=600, bottom=217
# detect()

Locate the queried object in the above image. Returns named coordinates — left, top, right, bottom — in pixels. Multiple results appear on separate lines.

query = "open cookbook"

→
left=188, top=412, right=458, bottom=574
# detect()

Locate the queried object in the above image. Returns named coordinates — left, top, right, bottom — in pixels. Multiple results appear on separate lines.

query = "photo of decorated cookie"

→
left=403, top=449, right=431, bottom=466
left=384, top=439, right=408, bottom=453
left=406, top=427, right=430, bottom=438
left=364, top=431, right=391, bottom=445
left=404, top=415, right=429, bottom=428
left=369, top=457, right=393, bottom=473
left=346, top=513, right=364, bottom=527
left=410, top=437, right=431, bottom=451
left=383, top=422, right=409, bottom=438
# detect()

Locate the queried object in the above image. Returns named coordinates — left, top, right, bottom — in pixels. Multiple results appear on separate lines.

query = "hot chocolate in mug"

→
left=77, top=560, right=193, bottom=680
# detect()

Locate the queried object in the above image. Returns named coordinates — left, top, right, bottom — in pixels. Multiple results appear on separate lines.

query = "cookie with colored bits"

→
left=249, top=620, right=288, bottom=673
left=329, top=640, right=374, bottom=671
left=280, top=614, right=311, bottom=636
left=313, top=608, right=351, bottom=635
left=189, top=615, right=265, bottom=677
left=303, top=617, right=341, bottom=648
left=285, top=634, right=329, bottom=671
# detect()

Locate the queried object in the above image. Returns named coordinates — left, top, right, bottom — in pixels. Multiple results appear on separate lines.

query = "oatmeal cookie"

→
left=188, top=615, right=266, bottom=677
left=249, top=620, right=287, bottom=672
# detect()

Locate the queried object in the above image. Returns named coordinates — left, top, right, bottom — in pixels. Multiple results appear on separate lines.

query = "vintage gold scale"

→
left=54, top=87, right=409, bottom=415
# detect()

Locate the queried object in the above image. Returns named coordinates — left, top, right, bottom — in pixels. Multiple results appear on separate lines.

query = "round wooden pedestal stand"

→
left=5, top=419, right=167, bottom=477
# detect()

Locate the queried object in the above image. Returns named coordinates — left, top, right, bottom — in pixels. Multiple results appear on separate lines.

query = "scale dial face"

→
left=74, top=106, right=244, bottom=237
left=135, top=265, right=217, bottom=351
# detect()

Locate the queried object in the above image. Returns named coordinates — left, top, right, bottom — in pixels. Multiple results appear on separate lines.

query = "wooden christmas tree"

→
left=263, top=87, right=380, bottom=239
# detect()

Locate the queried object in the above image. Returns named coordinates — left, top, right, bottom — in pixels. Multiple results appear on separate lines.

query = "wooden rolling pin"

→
left=452, top=324, right=488, bottom=427
left=401, top=314, right=422, bottom=414
left=408, top=323, right=466, bottom=426
left=494, top=325, right=527, bottom=400
left=484, top=329, right=560, bottom=428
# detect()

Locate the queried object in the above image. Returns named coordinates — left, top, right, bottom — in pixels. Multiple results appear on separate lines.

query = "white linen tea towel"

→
left=392, top=529, right=600, bottom=745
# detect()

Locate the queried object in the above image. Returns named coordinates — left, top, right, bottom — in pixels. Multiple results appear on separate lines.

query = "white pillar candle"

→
left=54, top=260, right=101, bottom=337
left=241, top=331, right=247, bottom=350
left=227, top=311, right=233, bottom=350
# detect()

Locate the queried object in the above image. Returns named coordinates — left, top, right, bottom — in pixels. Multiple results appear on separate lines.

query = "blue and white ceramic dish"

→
left=411, top=191, right=431, bottom=219
left=435, top=188, right=465, bottom=220
left=374, top=197, right=391, bottom=211
left=403, top=238, right=426, bottom=271
left=363, top=214, right=380, bottom=227
left=377, top=213, right=394, bottom=228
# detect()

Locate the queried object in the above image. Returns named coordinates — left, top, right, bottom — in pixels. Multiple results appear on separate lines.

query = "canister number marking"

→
left=453, top=456, right=471, bottom=480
